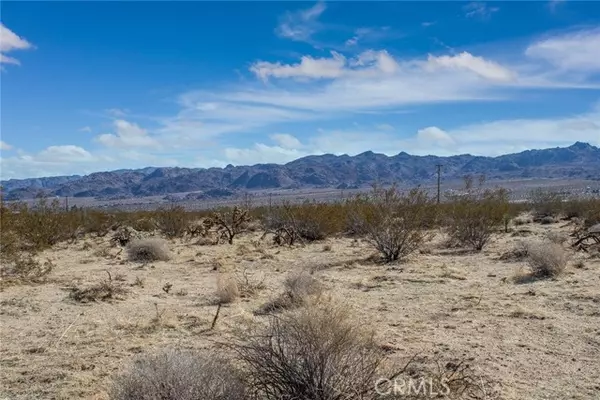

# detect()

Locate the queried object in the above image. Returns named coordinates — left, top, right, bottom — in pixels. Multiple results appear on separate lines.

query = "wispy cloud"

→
left=79, top=126, right=92, bottom=133
left=525, top=27, right=600, bottom=73
left=0, top=23, right=33, bottom=68
left=463, top=2, right=500, bottom=20
left=0, top=140, right=13, bottom=151
left=276, top=2, right=326, bottom=43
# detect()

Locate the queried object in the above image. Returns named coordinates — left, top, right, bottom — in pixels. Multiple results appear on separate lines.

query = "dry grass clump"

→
left=235, top=301, right=385, bottom=400
left=109, top=348, right=246, bottom=400
left=215, top=273, right=240, bottom=304
left=526, top=240, right=568, bottom=278
left=126, top=238, right=170, bottom=262
left=256, top=271, right=323, bottom=314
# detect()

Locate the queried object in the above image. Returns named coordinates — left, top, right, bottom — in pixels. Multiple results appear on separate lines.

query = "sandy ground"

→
left=1, top=220, right=599, bottom=399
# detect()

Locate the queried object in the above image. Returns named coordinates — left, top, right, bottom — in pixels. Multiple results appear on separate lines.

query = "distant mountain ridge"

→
left=2, top=142, right=599, bottom=200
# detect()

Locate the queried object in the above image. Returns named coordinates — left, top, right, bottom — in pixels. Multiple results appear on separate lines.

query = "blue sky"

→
left=1, top=1, right=600, bottom=179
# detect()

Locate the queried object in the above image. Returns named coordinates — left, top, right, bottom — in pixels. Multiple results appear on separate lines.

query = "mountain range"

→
left=2, top=142, right=599, bottom=201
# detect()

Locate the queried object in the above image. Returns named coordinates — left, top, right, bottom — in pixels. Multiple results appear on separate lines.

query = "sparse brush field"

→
left=1, top=187, right=600, bottom=399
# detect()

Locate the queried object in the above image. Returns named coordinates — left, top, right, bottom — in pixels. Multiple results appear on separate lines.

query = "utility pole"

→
left=436, top=164, right=443, bottom=204
left=65, top=196, right=69, bottom=212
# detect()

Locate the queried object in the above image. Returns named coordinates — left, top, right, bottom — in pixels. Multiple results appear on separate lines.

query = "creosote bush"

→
left=110, top=349, right=246, bottom=400
left=349, top=186, right=434, bottom=262
left=127, top=238, right=170, bottom=262
left=445, top=183, right=510, bottom=251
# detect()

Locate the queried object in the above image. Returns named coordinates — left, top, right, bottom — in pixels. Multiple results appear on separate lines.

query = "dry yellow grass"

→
left=0, top=220, right=599, bottom=399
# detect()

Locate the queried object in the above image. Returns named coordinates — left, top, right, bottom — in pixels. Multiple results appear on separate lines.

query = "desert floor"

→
left=1, top=219, right=599, bottom=400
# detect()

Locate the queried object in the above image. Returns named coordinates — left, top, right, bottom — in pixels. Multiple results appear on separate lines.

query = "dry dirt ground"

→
left=1, top=219, right=599, bottom=400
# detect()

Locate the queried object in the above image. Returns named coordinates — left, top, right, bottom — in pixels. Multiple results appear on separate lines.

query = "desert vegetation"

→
left=1, top=184, right=599, bottom=399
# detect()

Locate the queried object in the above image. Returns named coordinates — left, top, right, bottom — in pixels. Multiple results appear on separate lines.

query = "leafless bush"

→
left=215, top=273, right=240, bottom=304
left=204, top=207, right=251, bottom=244
left=109, top=348, right=246, bottom=400
left=127, top=239, right=170, bottom=262
left=235, top=302, right=385, bottom=400
left=349, top=186, right=434, bottom=262
left=527, top=241, right=568, bottom=278
left=545, top=231, right=567, bottom=245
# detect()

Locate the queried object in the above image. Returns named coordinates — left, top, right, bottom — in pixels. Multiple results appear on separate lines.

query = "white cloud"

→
left=270, top=133, right=303, bottom=149
left=0, top=23, right=33, bottom=67
left=79, top=126, right=92, bottom=133
left=251, top=50, right=401, bottom=82
left=95, top=119, right=160, bottom=148
left=276, top=2, right=326, bottom=42
left=36, top=145, right=94, bottom=163
left=251, top=52, right=346, bottom=81
left=525, top=28, right=600, bottom=72
left=463, top=2, right=499, bottom=19
left=0, top=140, right=13, bottom=151
left=426, top=52, right=516, bottom=82
left=416, top=127, right=456, bottom=147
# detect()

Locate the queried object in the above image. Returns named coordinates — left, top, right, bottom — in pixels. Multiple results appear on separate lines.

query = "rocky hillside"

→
left=2, top=142, right=599, bottom=200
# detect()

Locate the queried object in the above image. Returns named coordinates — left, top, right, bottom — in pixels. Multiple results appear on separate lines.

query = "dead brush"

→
left=126, top=238, right=170, bottom=262
left=67, top=271, right=128, bottom=303
left=256, top=271, right=323, bottom=315
left=109, top=348, right=246, bottom=400
left=526, top=240, right=568, bottom=278
left=235, top=268, right=266, bottom=298
left=0, top=253, right=53, bottom=285
left=203, top=206, right=251, bottom=244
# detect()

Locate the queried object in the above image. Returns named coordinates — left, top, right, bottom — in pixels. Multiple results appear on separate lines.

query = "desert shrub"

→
left=0, top=252, right=53, bottom=284
left=526, top=240, right=568, bottom=278
left=263, top=201, right=345, bottom=244
left=528, top=188, right=564, bottom=220
left=110, top=349, right=246, bottom=400
left=127, top=238, right=170, bottom=262
left=546, top=231, right=568, bottom=245
left=348, top=186, right=434, bottom=262
left=257, top=271, right=323, bottom=314
left=235, top=302, right=385, bottom=400
left=215, top=273, right=240, bottom=304
left=204, top=206, right=251, bottom=244
left=155, top=205, right=191, bottom=238
left=445, top=187, right=510, bottom=251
